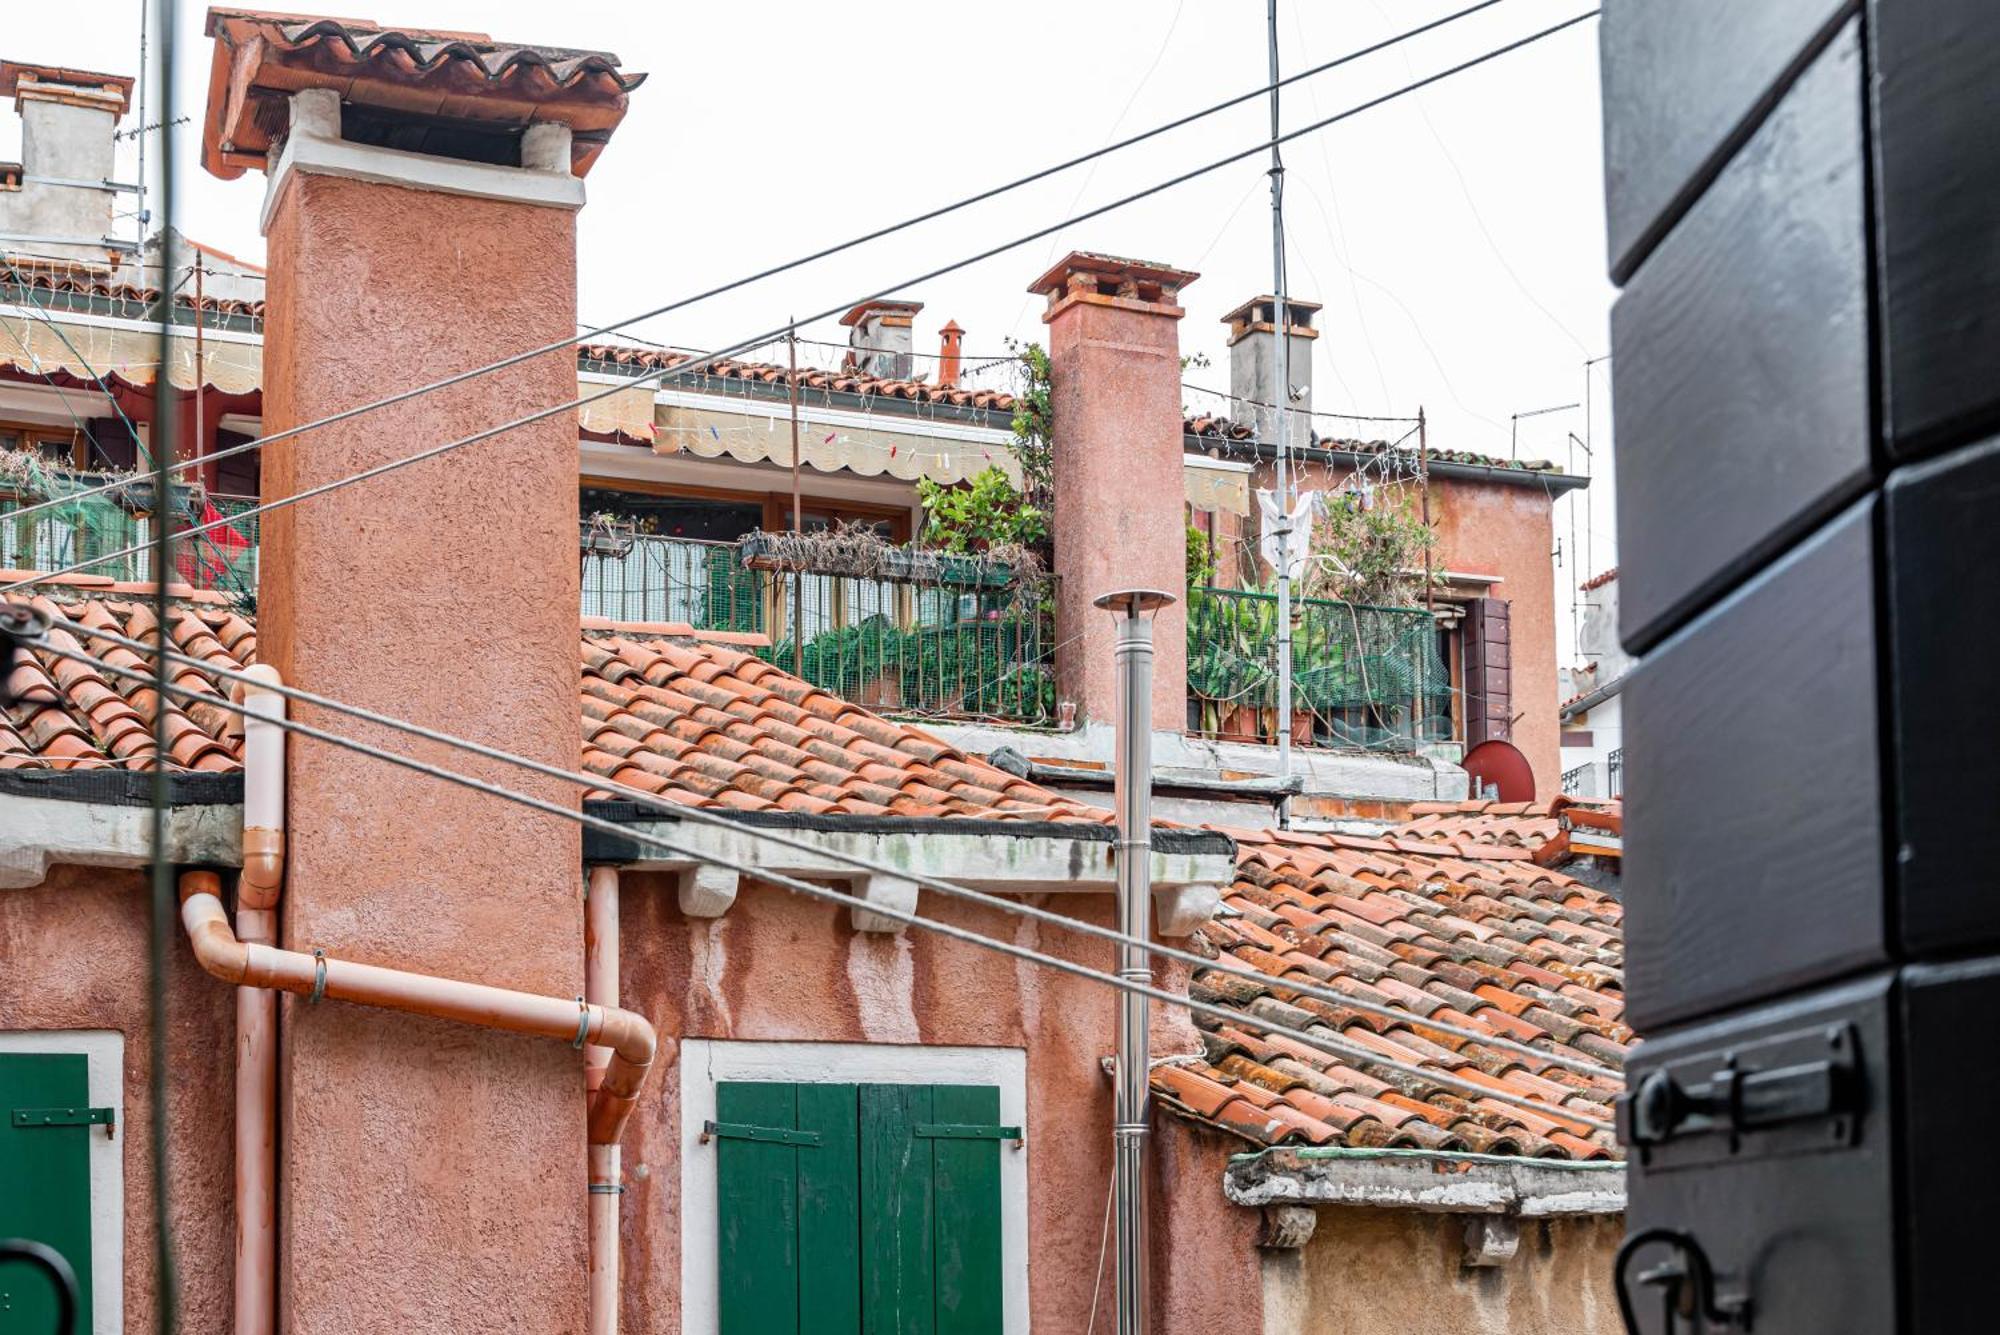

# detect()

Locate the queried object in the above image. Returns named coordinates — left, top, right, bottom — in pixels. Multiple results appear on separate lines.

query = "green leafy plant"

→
left=1302, top=488, right=1438, bottom=608
left=917, top=466, right=1046, bottom=554
left=1186, top=524, right=1216, bottom=587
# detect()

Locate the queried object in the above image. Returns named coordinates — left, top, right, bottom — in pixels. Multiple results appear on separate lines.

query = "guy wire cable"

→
left=22, top=630, right=1616, bottom=1132
left=0, top=4, right=1591, bottom=548
left=39, top=612, right=1625, bottom=1085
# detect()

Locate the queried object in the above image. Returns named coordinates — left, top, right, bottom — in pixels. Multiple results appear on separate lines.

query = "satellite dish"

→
left=1462, top=738, right=1536, bottom=802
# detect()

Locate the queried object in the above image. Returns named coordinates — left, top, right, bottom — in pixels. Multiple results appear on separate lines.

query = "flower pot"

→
left=1218, top=703, right=1261, bottom=743
left=1290, top=709, right=1315, bottom=747
left=854, top=672, right=903, bottom=711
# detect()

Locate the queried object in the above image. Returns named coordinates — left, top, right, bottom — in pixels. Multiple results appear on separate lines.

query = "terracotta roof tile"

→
left=1154, top=825, right=1627, bottom=1161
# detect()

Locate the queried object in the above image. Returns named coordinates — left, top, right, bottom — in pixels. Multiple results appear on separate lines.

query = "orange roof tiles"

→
left=1152, top=826, right=1627, bottom=1160
left=5, top=590, right=1624, bottom=1159
left=578, top=344, right=1020, bottom=414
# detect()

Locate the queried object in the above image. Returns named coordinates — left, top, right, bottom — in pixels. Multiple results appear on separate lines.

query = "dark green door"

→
left=0, top=1051, right=95, bottom=1334
left=716, top=1081, right=1007, bottom=1335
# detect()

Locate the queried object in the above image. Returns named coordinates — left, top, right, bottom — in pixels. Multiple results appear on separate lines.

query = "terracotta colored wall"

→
left=1266, top=1210, right=1622, bottom=1335
left=1047, top=292, right=1191, bottom=729
left=1427, top=478, right=1560, bottom=784
left=1251, top=459, right=1561, bottom=788
left=614, top=875, right=1263, bottom=1333
left=0, top=866, right=236, bottom=1331
left=258, top=170, right=588, bottom=1333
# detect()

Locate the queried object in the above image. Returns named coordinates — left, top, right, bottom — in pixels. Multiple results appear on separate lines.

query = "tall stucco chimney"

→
left=1221, top=294, right=1320, bottom=454
left=0, top=61, right=133, bottom=261
left=1028, top=251, right=1198, bottom=731
left=201, top=13, right=643, bottom=1329
left=841, top=297, right=923, bottom=379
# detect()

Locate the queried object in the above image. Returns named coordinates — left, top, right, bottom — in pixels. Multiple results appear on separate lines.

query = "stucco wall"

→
left=615, top=874, right=1265, bottom=1334
left=0, top=865, right=236, bottom=1332
left=1264, top=1210, right=1622, bottom=1335
left=1236, top=458, right=1561, bottom=788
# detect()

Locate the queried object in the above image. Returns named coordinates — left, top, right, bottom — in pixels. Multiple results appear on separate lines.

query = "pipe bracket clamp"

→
left=588, top=1183, right=627, bottom=1195
left=307, top=949, right=328, bottom=1004
left=572, top=996, right=591, bottom=1050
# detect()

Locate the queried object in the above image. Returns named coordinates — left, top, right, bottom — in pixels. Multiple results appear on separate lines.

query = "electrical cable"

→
left=23, top=630, right=1616, bottom=1131
left=39, top=612, right=1625, bottom=1085
left=0, top=1, right=1568, bottom=541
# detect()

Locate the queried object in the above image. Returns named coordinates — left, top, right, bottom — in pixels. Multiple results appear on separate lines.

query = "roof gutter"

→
left=1560, top=672, right=1628, bottom=721
left=1185, top=434, right=1591, bottom=494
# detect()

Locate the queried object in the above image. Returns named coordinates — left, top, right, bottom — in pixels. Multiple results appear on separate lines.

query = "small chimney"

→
left=840, top=298, right=923, bottom=380
left=0, top=61, right=134, bottom=261
left=1221, top=294, right=1321, bottom=454
left=937, top=318, right=964, bottom=388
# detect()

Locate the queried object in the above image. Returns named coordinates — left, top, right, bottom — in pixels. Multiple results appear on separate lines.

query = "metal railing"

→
left=1185, top=585, right=1450, bottom=750
left=1607, top=747, right=1624, bottom=799
left=582, top=535, right=1054, bottom=724
left=1561, top=763, right=1593, bottom=796
left=0, top=487, right=257, bottom=596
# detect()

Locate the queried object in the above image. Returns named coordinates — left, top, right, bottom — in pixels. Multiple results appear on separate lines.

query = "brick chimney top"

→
left=840, top=298, right=923, bottom=380
left=0, top=62, right=135, bottom=117
left=1028, top=251, right=1199, bottom=324
left=937, top=319, right=964, bottom=388
left=201, top=8, right=647, bottom=181
left=1220, top=294, right=1323, bottom=347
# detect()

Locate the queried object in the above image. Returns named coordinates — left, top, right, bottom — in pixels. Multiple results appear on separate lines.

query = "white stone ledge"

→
left=0, top=794, right=242, bottom=889
left=1224, top=1148, right=1625, bottom=1217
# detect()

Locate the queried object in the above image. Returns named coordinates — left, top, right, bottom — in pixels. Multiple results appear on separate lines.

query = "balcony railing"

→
left=0, top=487, right=258, bottom=597
left=1186, top=585, right=1450, bottom=750
left=583, top=534, right=1054, bottom=724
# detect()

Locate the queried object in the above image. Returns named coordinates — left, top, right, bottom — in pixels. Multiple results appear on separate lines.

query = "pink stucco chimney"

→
left=201, top=12, right=643, bottom=1329
left=1028, top=251, right=1198, bottom=730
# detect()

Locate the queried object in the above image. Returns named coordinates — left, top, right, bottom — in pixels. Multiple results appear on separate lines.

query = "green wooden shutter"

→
left=715, top=1082, right=861, bottom=1335
left=928, top=1086, right=1004, bottom=1334
left=0, top=1051, right=94, bottom=1335
left=715, top=1080, right=1003, bottom=1335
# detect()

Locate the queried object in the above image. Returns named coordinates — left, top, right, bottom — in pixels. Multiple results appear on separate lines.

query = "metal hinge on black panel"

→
left=1618, top=1022, right=1861, bottom=1169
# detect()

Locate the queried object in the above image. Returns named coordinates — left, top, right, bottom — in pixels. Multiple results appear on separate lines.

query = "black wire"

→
left=0, top=0, right=1523, bottom=527
left=145, top=2, right=180, bottom=1326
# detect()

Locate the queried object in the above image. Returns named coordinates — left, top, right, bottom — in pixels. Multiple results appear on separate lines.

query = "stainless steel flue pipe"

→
left=1095, top=587, right=1174, bottom=1335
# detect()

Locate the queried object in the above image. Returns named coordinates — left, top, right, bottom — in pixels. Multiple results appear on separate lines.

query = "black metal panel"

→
left=1885, top=437, right=2000, bottom=956
left=1620, top=973, right=1897, bottom=1335
left=1900, top=957, right=2000, bottom=1332
left=1610, top=21, right=1872, bottom=653
left=1600, top=0, right=1859, bottom=280
left=1870, top=0, right=2000, bottom=455
left=1623, top=500, right=1884, bottom=1031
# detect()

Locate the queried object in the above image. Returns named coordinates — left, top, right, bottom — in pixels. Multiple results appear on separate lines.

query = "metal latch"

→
left=914, top=1123, right=1023, bottom=1144
left=1619, top=1022, right=1859, bottom=1161
left=11, top=1106, right=116, bottom=1139
left=701, top=1120, right=821, bottom=1147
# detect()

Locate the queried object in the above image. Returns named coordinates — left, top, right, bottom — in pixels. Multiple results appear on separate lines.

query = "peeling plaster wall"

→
left=1267, top=1209, right=1622, bottom=1335
left=0, top=866, right=236, bottom=1332
left=617, top=875, right=1263, bottom=1334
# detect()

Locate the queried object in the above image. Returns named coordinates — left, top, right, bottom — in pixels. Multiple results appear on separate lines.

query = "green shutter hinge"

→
left=701, top=1120, right=822, bottom=1147
left=914, top=1123, right=1022, bottom=1144
left=12, top=1105, right=115, bottom=1139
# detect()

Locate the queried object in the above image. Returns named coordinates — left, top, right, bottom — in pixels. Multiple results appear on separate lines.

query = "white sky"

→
left=4, top=0, right=1619, bottom=663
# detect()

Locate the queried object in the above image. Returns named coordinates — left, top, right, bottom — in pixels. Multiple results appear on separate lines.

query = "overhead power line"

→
left=2, top=8, right=1602, bottom=596
left=0, top=0, right=1528, bottom=534
left=42, top=613, right=1624, bottom=1085
left=23, top=630, right=1616, bottom=1131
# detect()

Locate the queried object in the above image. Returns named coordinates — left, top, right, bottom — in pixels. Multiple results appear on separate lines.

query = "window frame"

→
left=0, top=1030, right=124, bottom=1335
left=680, top=1040, right=1029, bottom=1335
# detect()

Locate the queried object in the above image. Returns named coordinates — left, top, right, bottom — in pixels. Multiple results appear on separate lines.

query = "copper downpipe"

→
left=585, top=866, right=622, bottom=1335
left=234, top=667, right=285, bottom=1335
left=178, top=886, right=660, bottom=1146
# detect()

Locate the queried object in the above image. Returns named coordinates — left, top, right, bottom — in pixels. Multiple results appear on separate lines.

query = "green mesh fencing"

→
left=1186, top=585, right=1451, bottom=751
left=0, top=465, right=256, bottom=599
left=581, top=536, right=763, bottom=631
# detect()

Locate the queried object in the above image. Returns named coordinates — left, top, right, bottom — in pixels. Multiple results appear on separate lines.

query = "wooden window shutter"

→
left=1463, top=597, right=1513, bottom=747
left=1, top=1051, right=97, bottom=1332
left=715, top=1080, right=1006, bottom=1335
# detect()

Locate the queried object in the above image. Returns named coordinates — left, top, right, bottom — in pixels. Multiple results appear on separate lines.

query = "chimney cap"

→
left=0, top=61, right=135, bottom=116
left=1028, top=250, right=1198, bottom=323
left=200, top=9, right=647, bottom=181
left=1220, top=294, right=1323, bottom=346
left=839, top=298, right=924, bottom=329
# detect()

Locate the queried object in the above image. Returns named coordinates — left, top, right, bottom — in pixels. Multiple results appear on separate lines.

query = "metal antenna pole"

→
left=787, top=321, right=803, bottom=678
left=1267, top=0, right=1294, bottom=803
left=1098, top=587, right=1173, bottom=1335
